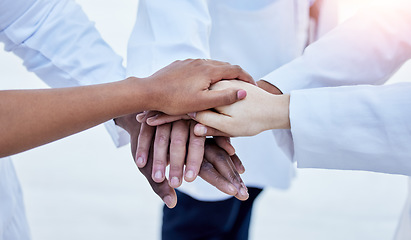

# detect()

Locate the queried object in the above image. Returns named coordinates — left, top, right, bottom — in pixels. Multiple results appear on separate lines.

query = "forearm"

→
left=0, top=78, right=148, bottom=157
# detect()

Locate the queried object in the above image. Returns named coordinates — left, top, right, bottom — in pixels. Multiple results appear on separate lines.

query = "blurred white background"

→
left=1, top=0, right=410, bottom=239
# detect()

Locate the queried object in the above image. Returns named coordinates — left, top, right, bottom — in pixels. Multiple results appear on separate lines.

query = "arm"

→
left=190, top=80, right=411, bottom=177
left=0, top=59, right=251, bottom=158
left=289, top=83, right=411, bottom=176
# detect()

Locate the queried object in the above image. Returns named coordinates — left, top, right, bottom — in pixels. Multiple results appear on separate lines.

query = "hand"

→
left=190, top=80, right=291, bottom=137
left=115, top=113, right=177, bottom=208
left=200, top=138, right=248, bottom=201
left=140, top=79, right=284, bottom=128
left=137, top=112, right=237, bottom=186
left=143, top=59, right=254, bottom=115
left=115, top=112, right=249, bottom=208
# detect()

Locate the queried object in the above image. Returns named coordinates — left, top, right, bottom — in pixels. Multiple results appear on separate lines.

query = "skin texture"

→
left=144, top=79, right=290, bottom=137
left=192, top=80, right=291, bottom=137
left=0, top=59, right=253, bottom=157
left=115, top=113, right=249, bottom=208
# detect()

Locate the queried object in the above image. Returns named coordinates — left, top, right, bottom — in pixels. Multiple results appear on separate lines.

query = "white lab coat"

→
left=262, top=3, right=411, bottom=239
left=0, top=0, right=125, bottom=238
left=125, top=0, right=338, bottom=201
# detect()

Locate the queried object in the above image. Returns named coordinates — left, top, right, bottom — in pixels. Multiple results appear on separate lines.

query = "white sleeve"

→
left=289, top=83, right=411, bottom=176
left=262, top=3, right=411, bottom=93
left=126, top=0, right=211, bottom=77
left=261, top=3, right=411, bottom=163
left=0, top=0, right=127, bottom=147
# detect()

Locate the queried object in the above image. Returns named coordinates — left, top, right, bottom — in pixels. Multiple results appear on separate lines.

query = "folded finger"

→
left=147, top=113, right=190, bottom=126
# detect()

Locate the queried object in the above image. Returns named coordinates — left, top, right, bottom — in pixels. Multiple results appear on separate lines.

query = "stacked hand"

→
left=147, top=80, right=290, bottom=137
left=115, top=59, right=255, bottom=208
left=138, top=59, right=253, bottom=115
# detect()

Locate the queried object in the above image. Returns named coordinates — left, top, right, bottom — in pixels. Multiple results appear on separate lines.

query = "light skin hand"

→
left=191, top=80, right=291, bottom=137
left=141, top=79, right=282, bottom=128
left=191, top=80, right=285, bottom=137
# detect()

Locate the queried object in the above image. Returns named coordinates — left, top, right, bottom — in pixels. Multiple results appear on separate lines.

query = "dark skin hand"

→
left=115, top=113, right=249, bottom=208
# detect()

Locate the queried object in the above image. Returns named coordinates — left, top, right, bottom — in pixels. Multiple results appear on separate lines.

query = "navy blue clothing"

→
left=162, top=188, right=263, bottom=240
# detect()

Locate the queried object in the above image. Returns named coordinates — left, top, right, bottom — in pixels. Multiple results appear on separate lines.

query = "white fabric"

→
left=0, top=158, right=30, bottom=240
left=263, top=3, right=411, bottom=239
left=126, top=0, right=338, bottom=201
left=263, top=3, right=411, bottom=175
left=0, top=0, right=125, bottom=238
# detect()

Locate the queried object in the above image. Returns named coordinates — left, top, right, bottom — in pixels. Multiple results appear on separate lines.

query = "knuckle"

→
left=200, top=161, right=213, bottom=172
left=170, top=137, right=186, bottom=147
left=139, top=130, right=153, bottom=140
left=213, top=151, right=229, bottom=163
left=190, top=137, right=205, bottom=148
left=169, top=164, right=183, bottom=173
left=233, top=64, right=242, bottom=71
left=155, top=134, right=169, bottom=145
left=153, top=158, right=166, bottom=166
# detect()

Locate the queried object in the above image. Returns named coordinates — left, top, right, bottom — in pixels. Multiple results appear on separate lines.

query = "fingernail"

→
left=185, top=170, right=194, bottom=180
left=237, top=90, right=247, bottom=99
left=228, top=184, right=237, bottom=194
left=170, top=177, right=180, bottom=187
left=195, top=125, right=207, bottom=135
left=188, top=112, right=197, bottom=118
left=147, top=115, right=158, bottom=122
left=163, top=195, right=174, bottom=208
left=154, top=171, right=162, bottom=180
left=240, top=187, right=249, bottom=196
left=136, top=157, right=145, bottom=167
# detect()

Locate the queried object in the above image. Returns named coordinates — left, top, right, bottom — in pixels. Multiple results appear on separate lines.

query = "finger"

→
left=168, top=120, right=189, bottom=188
left=192, top=123, right=231, bottom=137
left=204, top=141, right=249, bottom=201
left=192, top=111, right=234, bottom=136
left=147, top=113, right=191, bottom=126
left=136, top=112, right=147, bottom=123
left=152, top=123, right=171, bottom=183
left=198, top=88, right=247, bottom=111
left=136, top=122, right=155, bottom=168
left=184, top=121, right=206, bottom=182
left=208, top=63, right=255, bottom=85
left=139, top=147, right=177, bottom=208
left=198, top=159, right=238, bottom=197
left=231, top=154, right=245, bottom=174
left=214, top=137, right=235, bottom=156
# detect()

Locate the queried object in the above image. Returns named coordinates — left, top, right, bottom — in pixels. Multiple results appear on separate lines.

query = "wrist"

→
left=264, top=94, right=291, bottom=130
left=122, top=77, right=156, bottom=112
